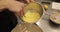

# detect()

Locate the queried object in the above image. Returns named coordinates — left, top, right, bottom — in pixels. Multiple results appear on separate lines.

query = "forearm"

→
left=0, top=0, right=10, bottom=11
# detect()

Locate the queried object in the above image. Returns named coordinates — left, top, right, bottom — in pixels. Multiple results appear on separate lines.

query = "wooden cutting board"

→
left=11, top=23, right=43, bottom=32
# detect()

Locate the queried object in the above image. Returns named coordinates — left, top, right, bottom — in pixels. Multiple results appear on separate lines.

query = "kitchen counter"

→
left=36, top=0, right=60, bottom=32
left=14, top=0, right=60, bottom=32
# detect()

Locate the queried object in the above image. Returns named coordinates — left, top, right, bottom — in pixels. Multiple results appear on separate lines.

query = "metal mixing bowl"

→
left=11, top=2, right=45, bottom=32
left=19, top=2, right=45, bottom=24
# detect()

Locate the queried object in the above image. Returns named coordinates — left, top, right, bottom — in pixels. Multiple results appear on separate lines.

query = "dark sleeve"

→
left=9, top=13, right=18, bottom=31
left=0, top=9, right=17, bottom=32
left=4, top=9, right=18, bottom=31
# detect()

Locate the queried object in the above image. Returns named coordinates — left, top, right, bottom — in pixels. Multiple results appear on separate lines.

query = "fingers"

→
left=26, top=0, right=30, bottom=3
left=7, top=1, right=26, bottom=12
left=26, top=0, right=35, bottom=3
left=20, top=9, right=24, bottom=16
left=31, top=0, right=35, bottom=2
left=7, top=1, right=26, bottom=16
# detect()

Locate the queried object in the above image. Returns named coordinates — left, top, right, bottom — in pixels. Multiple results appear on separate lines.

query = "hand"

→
left=7, top=1, right=26, bottom=16
left=7, top=0, right=26, bottom=12
left=0, top=0, right=26, bottom=16
left=0, top=0, right=35, bottom=16
left=26, top=0, right=35, bottom=3
left=0, top=0, right=26, bottom=12
left=7, top=0, right=35, bottom=12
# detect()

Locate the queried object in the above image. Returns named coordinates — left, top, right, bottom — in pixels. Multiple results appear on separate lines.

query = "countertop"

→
left=16, top=0, right=60, bottom=32
left=36, top=0, right=60, bottom=32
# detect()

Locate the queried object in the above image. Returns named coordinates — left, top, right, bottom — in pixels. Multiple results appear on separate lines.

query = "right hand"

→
left=26, top=0, right=35, bottom=3
left=0, top=0, right=26, bottom=12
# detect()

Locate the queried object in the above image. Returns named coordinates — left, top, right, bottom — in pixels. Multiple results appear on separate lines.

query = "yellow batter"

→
left=22, top=11, right=40, bottom=23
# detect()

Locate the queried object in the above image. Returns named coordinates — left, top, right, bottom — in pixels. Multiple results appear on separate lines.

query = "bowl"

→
left=11, top=23, right=43, bottom=32
left=20, top=2, right=45, bottom=24
left=50, top=13, right=60, bottom=24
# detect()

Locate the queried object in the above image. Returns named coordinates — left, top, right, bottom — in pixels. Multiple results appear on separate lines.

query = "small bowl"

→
left=50, top=13, right=60, bottom=24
